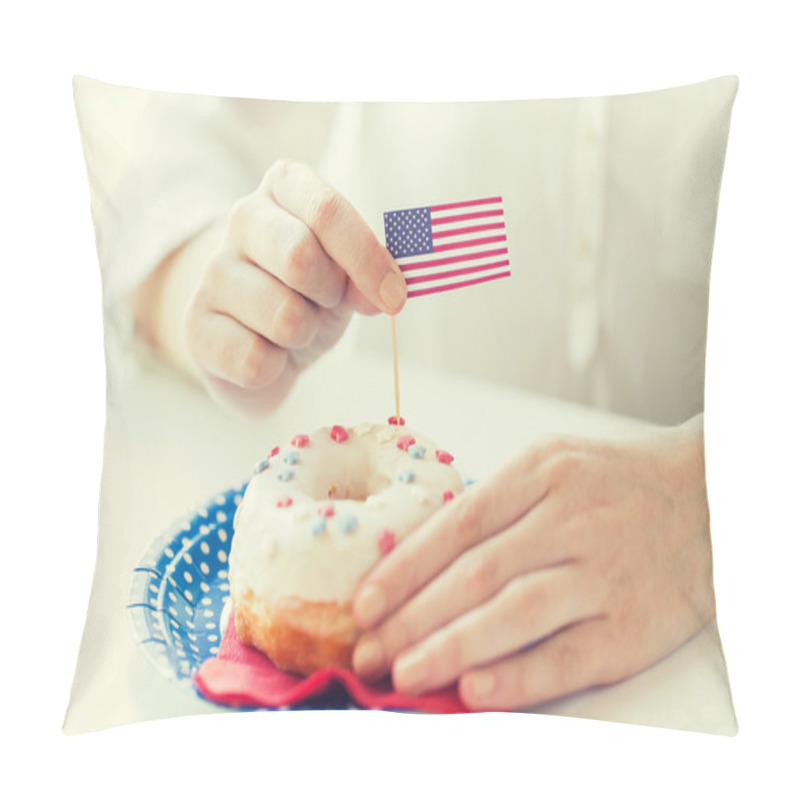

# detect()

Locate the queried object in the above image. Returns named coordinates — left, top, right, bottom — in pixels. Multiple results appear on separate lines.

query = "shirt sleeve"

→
left=74, top=77, right=269, bottom=352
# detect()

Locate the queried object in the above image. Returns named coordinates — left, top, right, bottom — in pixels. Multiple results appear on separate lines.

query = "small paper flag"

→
left=383, top=196, right=510, bottom=298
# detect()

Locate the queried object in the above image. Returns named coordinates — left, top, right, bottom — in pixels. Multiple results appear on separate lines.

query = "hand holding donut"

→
left=136, top=159, right=407, bottom=416
left=351, top=414, right=714, bottom=710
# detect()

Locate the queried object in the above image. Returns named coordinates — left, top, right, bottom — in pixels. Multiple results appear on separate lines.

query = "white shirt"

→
left=73, top=75, right=737, bottom=425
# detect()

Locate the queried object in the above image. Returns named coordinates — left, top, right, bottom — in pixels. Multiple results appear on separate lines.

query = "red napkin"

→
left=193, top=613, right=470, bottom=714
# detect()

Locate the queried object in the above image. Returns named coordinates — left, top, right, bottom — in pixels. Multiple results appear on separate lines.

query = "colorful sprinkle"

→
left=277, top=495, right=293, bottom=508
left=397, top=469, right=416, bottom=484
left=311, top=518, right=326, bottom=536
left=318, top=503, right=335, bottom=517
left=408, top=444, right=427, bottom=459
left=252, top=457, right=270, bottom=475
left=396, top=435, right=416, bottom=451
left=354, top=422, right=373, bottom=436
left=442, top=490, right=454, bottom=504
left=378, top=529, right=396, bottom=555
left=388, top=415, right=406, bottom=426
left=277, top=469, right=295, bottom=482
left=376, top=427, right=394, bottom=443
left=465, top=478, right=476, bottom=486
left=435, top=449, right=455, bottom=465
left=270, top=446, right=280, bottom=458
left=330, top=425, right=349, bottom=443
left=283, top=450, right=300, bottom=465
left=291, top=434, right=310, bottom=448
left=339, top=514, right=358, bottom=533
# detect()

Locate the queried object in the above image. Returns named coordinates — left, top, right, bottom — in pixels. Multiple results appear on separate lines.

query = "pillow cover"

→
left=64, top=75, right=738, bottom=735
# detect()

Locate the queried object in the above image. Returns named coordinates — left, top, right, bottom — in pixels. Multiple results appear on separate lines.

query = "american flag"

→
left=383, top=196, right=510, bottom=298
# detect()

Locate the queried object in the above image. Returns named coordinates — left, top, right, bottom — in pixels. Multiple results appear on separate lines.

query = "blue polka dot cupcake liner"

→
left=127, top=480, right=365, bottom=711
left=127, top=483, right=248, bottom=691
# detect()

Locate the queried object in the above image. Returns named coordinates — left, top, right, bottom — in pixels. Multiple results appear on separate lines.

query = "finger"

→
left=184, top=308, right=288, bottom=389
left=353, top=500, right=573, bottom=680
left=392, top=565, right=601, bottom=696
left=344, top=279, right=383, bottom=316
left=229, top=195, right=347, bottom=310
left=352, top=446, right=553, bottom=630
left=203, top=256, right=320, bottom=349
left=458, top=617, right=615, bottom=711
left=264, top=159, right=406, bottom=314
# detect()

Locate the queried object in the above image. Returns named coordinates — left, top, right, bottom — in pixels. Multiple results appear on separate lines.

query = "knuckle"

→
left=354, top=235, right=385, bottom=273
left=449, top=494, right=485, bottom=547
left=284, top=230, right=316, bottom=281
left=307, top=186, right=344, bottom=230
left=272, top=293, right=309, bottom=347
left=541, top=447, right=585, bottom=489
left=458, top=549, right=498, bottom=602
left=226, top=196, right=252, bottom=240
left=263, top=157, right=294, bottom=187
left=530, top=435, right=578, bottom=465
left=550, top=636, right=591, bottom=694
left=201, top=251, right=228, bottom=293
left=236, top=335, right=276, bottom=389
left=553, top=637, right=579, bottom=675
left=438, top=630, right=467, bottom=678
left=384, top=612, right=414, bottom=657
left=504, top=576, right=543, bottom=629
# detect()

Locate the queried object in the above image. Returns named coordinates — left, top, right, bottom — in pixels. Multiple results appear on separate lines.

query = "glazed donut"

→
left=229, top=421, right=463, bottom=676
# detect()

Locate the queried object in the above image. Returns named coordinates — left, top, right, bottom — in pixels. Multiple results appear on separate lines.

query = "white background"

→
left=3, top=0, right=798, bottom=796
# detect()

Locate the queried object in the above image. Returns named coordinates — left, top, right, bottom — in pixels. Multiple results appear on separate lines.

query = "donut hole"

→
left=305, top=448, right=394, bottom=502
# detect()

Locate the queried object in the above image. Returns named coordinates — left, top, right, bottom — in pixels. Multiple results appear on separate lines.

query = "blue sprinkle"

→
left=408, top=444, right=427, bottom=459
left=311, top=517, right=326, bottom=536
left=339, top=514, right=358, bottom=533
left=397, top=469, right=416, bottom=484
left=277, top=469, right=295, bottom=482
left=252, top=457, right=270, bottom=475
left=283, top=450, right=300, bottom=465
left=464, top=478, right=476, bottom=487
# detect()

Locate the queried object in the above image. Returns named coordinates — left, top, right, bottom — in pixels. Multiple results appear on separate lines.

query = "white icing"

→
left=375, top=426, right=395, bottom=443
left=410, top=485, right=431, bottom=504
left=229, top=424, right=464, bottom=606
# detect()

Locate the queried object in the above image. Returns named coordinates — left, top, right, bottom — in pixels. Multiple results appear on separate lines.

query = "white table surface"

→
left=62, top=348, right=737, bottom=735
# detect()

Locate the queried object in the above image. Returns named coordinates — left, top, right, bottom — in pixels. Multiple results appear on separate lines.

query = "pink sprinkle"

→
left=442, top=490, right=454, bottom=504
left=270, top=446, right=280, bottom=458
left=277, top=495, right=293, bottom=508
left=318, top=503, right=335, bottom=517
left=330, top=425, right=349, bottom=443
left=378, top=529, right=396, bottom=556
left=396, top=435, right=416, bottom=451
left=435, top=449, right=454, bottom=465
left=291, top=434, right=310, bottom=448
left=388, top=415, right=406, bottom=426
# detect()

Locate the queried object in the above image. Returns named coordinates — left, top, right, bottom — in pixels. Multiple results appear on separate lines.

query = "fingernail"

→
left=465, top=672, right=496, bottom=702
left=394, top=650, right=428, bottom=693
left=379, top=271, right=407, bottom=314
left=353, top=636, right=385, bottom=676
left=353, top=585, right=387, bottom=628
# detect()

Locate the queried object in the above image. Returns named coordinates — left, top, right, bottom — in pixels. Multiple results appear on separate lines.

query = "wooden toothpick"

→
left=391, top=314, right=401, bottom=425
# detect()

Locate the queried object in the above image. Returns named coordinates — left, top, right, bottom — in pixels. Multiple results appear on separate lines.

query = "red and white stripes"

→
left=398, top=196, right=511, bottom=298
